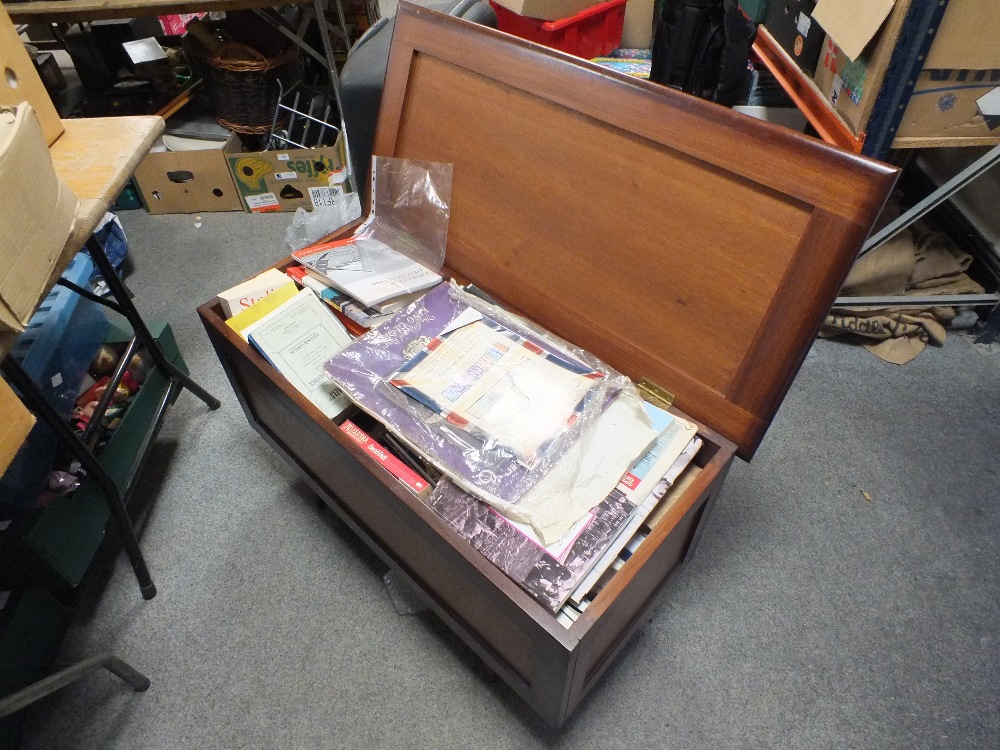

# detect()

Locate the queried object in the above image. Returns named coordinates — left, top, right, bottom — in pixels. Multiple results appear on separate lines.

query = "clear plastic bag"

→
left=382, top=570, right=427, bottom=616
left=284, top=194, right=362, bottom=253
left=324, top=282, right=644, bottom=542
left=355, top=156, right=453, bottom=271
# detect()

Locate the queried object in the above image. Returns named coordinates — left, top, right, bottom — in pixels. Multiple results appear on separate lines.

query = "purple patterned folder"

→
left=323, top=282, right=614, bottom=506
left=425, top=479, right=634, bottom=613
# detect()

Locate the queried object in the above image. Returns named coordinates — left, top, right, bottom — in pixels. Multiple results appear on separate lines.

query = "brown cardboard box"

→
left=0, top=376, right=34, bottom=477
left=225, top=132, right=350, bottom=213
left=621, top=0, right=654, bottom=48
left=897, top=69, right=1000, bottom=141
left=0, top=104, right=78, bottom=334
left=0, top=5, right=63, bottom=145
left=813, top=0, right=1000, bottom=141
left=490, top=0, right=607, bottom=22
left=134, top=144, right=244, bottom=214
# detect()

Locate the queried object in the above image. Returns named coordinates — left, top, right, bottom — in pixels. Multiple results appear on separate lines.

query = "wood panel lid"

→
left=374, top=3, right=898, bottom=459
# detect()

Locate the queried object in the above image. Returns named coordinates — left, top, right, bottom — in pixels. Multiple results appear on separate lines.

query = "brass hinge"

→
left=637, top=377, right=675, bottom=410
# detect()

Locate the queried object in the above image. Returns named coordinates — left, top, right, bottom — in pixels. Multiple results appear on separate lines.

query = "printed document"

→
left=389, top=317, right=602, bottom=468
left=243, top=288, right=353, bottom=418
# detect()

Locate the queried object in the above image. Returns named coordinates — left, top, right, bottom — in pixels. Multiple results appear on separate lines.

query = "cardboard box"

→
left=763, top=0, right=825, bottom=77
left=0, top=375, right=34, bottom=477
left=621, top=0, right=654, bottom=48
left=811, top=0, right=893, bottom=62
left=813, top=0, right=1000, bottom=141
left=225, top=132, right=350, bottom=213
left=134, top=143, right=244, bottom=214
left=0, top=104, right=77, bottom=335
left=0, top=5, right=63, bottom=145
left=490, top=0, right=607, bottom=22
left=897, top=69, right=1000, bottom=141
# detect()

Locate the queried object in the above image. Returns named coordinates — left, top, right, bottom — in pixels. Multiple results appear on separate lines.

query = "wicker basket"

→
left=193, top=41, right=301, bottom=135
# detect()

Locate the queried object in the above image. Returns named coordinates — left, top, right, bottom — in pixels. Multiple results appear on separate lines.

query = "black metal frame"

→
left=1, top=235, right=219, bottom=600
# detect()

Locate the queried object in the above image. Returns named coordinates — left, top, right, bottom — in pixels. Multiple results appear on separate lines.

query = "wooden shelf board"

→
left=49, top=116, right=164, bottom=228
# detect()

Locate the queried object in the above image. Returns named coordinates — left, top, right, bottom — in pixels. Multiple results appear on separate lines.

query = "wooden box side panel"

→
left=566, top=449, right=732, bottom=716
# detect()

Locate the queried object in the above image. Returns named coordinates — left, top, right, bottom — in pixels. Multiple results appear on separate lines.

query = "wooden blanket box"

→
left=198, top=3, right=897, bottom=727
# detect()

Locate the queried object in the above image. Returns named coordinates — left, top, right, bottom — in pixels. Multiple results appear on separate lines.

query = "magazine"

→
left=388, top=314, right=604, bottom=469
left=423, top=420, right=702, bottom=613
left=242, top=288, right=353, bottom=418
left=291, top=236, right=441, bottom=308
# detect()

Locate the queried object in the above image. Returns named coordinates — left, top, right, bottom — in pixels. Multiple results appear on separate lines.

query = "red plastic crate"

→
left=489, top=0, right=629, bottom=59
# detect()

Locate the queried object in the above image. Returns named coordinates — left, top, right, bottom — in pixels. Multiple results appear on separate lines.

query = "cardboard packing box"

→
left=0, top=376, right=35, bottom=477
left=225, top=132, right=350, bottom=213
left=812, top=0, right=1000, bottom=142
left=1, top=4, right=63, bottom=145
left=134, top=143, right=244, bottom=214
left=490, top=0, right=607, bottom=22
left=0, top=104, right=78, bottom=335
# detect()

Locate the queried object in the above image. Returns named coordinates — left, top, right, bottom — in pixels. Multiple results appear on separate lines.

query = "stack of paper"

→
left=291, top=236, right=442, bottom=310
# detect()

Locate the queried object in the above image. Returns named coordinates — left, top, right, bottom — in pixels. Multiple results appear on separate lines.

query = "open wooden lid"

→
left=374, top=4, right=897, bottom=460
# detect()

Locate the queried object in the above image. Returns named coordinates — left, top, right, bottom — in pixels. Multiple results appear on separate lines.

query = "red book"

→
left=340, top=421, right=431, bottom=497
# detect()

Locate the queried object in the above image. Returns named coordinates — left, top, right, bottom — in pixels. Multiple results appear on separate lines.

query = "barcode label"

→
left=246, top=192, right=280, bottom=212
left=309, top=186, right=340, bottom=208
left=274, top=171, right=297, bottom=181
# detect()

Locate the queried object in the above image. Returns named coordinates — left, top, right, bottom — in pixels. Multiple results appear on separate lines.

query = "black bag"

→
left=649, top=0, right=756, bottom=107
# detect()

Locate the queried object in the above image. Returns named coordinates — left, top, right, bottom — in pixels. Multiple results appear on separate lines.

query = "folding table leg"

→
left=84, top=235, right=221, bottom=411
left=0, top=357, right=157, bottom=600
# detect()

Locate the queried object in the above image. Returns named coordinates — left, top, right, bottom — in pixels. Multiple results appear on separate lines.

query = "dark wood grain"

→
left=375, top=3, right=898, bottom=458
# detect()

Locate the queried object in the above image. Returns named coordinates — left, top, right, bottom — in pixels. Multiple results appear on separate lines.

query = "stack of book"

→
left=321, top=282, right=705, bottom=616
left=219, top=258, right=705, bottom=619
left=287, top=235, right=443, bottom=335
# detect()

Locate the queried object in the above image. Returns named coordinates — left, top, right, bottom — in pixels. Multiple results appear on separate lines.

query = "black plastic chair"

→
left=339, top=1, right=498, bottom=196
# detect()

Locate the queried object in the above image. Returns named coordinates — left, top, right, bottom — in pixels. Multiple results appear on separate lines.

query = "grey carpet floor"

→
left=16, top=209, right=1000, bottom=749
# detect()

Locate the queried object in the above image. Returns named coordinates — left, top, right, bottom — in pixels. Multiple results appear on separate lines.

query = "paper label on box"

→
left=274, top=171, right=297, bottom=181
left=246, top=192, right=281, bottom=212
left=976, top=87, right=1000, bottom=130
left=309, top=186, right=343, bottom=208
left=796, top=12, right=811, bottom=37
left=831, top=74, right=844, bottom=106
left=276, top=154, right=290, bottom=161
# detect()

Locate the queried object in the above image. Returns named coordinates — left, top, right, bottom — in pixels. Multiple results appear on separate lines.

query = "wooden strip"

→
left=728, top=208, right=877, bottom=453
left=752, top=26, right=863, bottom=153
